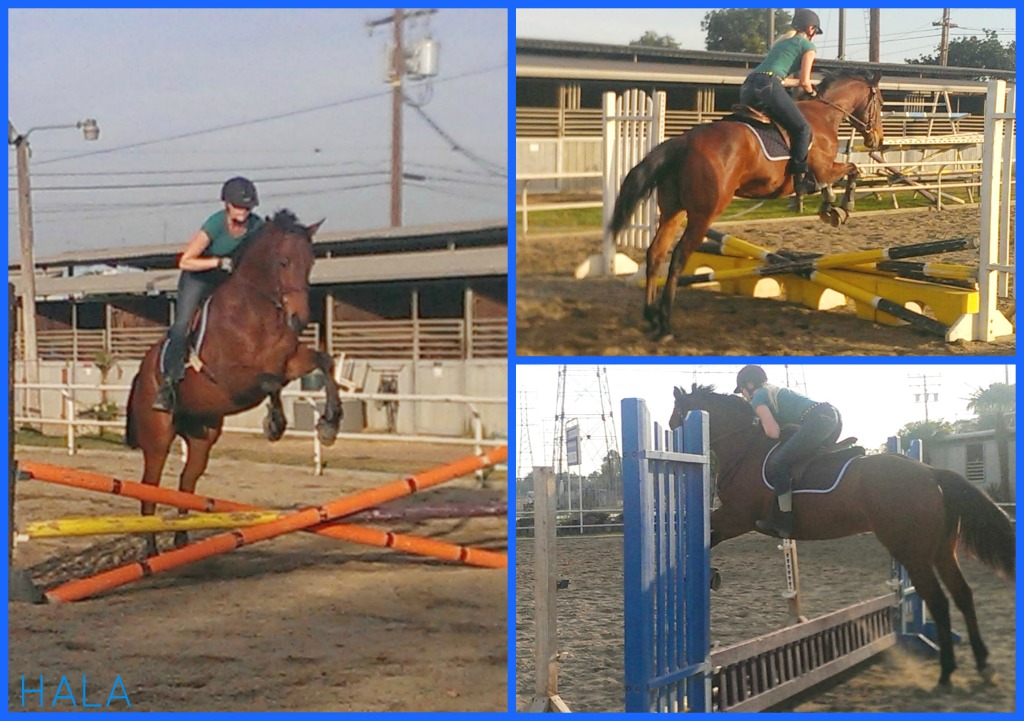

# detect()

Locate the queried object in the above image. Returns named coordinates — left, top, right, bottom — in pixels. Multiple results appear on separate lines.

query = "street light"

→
left=8, top=118, right=99, bottom=414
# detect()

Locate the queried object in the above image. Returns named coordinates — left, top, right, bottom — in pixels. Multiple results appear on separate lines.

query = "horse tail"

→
left=125, top=373, right=140, bottom=449
left=934, top=469, right=1015, bottom=580
left=608, top=136, right=689, bottom=237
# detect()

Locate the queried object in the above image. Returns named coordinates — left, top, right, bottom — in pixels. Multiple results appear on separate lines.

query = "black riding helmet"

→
left=734, top=365, right=769, bottom=394
left=792, top=8, right=823, bottom=34
left=221, top=176, right=259, bottom=209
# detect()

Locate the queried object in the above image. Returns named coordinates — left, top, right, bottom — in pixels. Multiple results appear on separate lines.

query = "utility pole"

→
left=933, top=9, right=958, bottom=66
left=909, top=373, right=941, bottom=423
left=838, top=9, right=846, bottom=60
left=367, top=8, right=438, bottom=228
left=869, top=9, right=880, bottom=63
left=767, top=9, right=775, bottom=49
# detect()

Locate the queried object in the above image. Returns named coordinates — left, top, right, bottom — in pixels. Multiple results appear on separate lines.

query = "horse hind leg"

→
left=644, top=210, right=687, bottom=331
left=902, top=561, right=957, bottom=686
left=934, top=539, right=993, bottom=682
left=654, top=214, right=717, bottom=342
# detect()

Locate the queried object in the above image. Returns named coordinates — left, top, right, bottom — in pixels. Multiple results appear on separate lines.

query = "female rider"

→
left=738, top=8, right=823, bottom=196
left=152, top=176, right=263, bottom=412
left=734, top=364, right=841, bottom=538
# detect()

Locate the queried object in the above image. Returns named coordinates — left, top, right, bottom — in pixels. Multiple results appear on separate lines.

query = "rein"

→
left=812, top=82, right=881, bottom=137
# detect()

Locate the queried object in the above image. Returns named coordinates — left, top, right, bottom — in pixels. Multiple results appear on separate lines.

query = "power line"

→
left=32, top=65, right=505, bottom=168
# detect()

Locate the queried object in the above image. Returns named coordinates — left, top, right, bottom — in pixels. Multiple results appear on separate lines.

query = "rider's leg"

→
left=153, top=272, right=215, bottom=412
left=756, top=406, right=842, bottom=538
left=763, top=81, right=816, bottom=194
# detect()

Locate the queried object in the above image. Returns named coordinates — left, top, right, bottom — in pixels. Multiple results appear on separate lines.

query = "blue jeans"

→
left=164, top=271, right=221, bottom=382
left=740, top=73, right=812, bottom=169
left=765, top=404, right=842, bottom=497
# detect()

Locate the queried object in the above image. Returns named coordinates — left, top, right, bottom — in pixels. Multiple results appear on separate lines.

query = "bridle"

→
left=813, top=79, right=882, bottom=142
left=670, top=404, right=764, bottom=493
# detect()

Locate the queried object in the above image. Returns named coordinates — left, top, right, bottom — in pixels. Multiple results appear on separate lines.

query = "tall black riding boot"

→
left=152, top=376, right=178, bottom=413
left=755, top=503, right=794, bottom=539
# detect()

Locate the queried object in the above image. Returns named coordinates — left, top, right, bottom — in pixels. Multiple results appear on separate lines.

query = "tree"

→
left=907, top=30, right=1015, bottom=70
left=629, top=31, right=680, bottom=50
left=895, top=419, right=954, bottom=460
left=966, top=382, right=1015, bottom=430
left=702, top=9, right=792, bottom=54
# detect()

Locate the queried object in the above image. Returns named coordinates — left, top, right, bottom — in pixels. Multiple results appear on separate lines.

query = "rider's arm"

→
left=177, top=230, right=221, bottom=271
left=798, top=50, right=817, bottom=95
left=754, top=405, right=781, bottom=439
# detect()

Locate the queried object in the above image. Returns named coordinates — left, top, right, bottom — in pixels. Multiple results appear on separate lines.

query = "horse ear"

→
left=305, top=219, right=326, bottom=238
left=871, top=70, right=882, bottom=85
left=691, top=382, right=699, bottom=393
left=674, top=386, right=684, bottom=401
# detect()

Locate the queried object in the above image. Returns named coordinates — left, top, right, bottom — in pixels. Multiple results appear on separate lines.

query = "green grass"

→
left=517, top=189, right=977, bottom=231
left=16, top=426, right=126, bottom=450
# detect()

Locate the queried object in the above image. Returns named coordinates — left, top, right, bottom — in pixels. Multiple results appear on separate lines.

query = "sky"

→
left=515, top=8, right=1016, bottom=65
left=8, top=8, right=507, bottom=258
left=515, top=363, right=1015, bottom=478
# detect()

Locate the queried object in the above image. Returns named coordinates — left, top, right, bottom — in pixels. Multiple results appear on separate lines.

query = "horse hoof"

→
left=263, top=414, right=286, bottom=442
left=316, top=418, right=339, bottom=446
left=710, top=567, right=722, bottom=591
left=979, top=665, right=997, bottom=685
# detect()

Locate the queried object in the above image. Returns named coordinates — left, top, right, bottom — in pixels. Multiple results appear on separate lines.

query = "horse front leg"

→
left=263, top=389, right=287, bottom=442
left=285, top=346, right=342, bottom=446
left=815, top=161, right=858, bottom=227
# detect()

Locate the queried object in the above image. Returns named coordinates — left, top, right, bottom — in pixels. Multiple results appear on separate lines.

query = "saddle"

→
left=765, top=432, right=865, bottom=495
left=158, top=298, right=213, bottom=377
left=725, top=104, right=814, bottom=163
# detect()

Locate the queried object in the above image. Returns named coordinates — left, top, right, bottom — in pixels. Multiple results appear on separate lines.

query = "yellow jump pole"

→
left=19, top=511, right=288, bottom=540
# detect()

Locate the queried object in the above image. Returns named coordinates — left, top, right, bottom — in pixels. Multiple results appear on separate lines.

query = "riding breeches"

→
left=765, top=404, right=842, bottom=496
left=739, top=73, right=812, bottom=168
left=163, top=271, right=221, bottom=382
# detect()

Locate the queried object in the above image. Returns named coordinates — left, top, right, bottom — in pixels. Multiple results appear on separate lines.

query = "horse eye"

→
left=280, top=258, right=289, bottom=268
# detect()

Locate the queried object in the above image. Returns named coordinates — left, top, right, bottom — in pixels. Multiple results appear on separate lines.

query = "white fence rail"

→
left=13, top=380, right=506, bottom=475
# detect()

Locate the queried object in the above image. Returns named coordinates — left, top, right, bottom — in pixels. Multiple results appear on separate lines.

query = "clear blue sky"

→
left=8, top=9, right=507, bottom=257
left=516, top=363, right=1015, bottom=477
left=516, top=8, right=1015, bottom=65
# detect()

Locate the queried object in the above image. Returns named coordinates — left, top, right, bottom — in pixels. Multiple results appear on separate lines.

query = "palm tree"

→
left=966, top=383, right=1015, bottom=430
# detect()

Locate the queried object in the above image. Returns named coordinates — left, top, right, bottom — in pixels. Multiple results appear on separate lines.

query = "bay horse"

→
left=125, top=209, right=342, bottom=555
left=668, top=384, right=1014, bottom=688
left=609, top=70, right=884, bottom=340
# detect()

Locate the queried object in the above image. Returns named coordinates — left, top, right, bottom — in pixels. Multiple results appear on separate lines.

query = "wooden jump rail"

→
left=710, top=594, right=897, bottom=712
left=19, top=446, right=507, bottom=602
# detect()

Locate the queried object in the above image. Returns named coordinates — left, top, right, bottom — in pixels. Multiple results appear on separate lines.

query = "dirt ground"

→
left=516, top=206, right=1015, bottom=356
left=515, top=532, right=1015, bottom=712
left=9, top=437, right=507, bottom=712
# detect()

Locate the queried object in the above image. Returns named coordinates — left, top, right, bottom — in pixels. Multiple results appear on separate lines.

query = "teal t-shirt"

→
left=754, top=35, right=815, bottom=77
left=200, top=210, right=263, bottom=257
left=749, top=384, right=818, bottom=425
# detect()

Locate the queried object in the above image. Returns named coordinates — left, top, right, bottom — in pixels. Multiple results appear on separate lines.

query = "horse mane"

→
left=231, top=208, right=309, bottom=268
left=816, top=69, right=875, bottom=96
left=675, top=383, right=756, bottom=420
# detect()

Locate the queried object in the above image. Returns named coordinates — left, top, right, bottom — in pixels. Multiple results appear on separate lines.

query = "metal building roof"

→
left=8, top=220, right=508, bottom=301
left=516, top=38, right=1014, bottom=93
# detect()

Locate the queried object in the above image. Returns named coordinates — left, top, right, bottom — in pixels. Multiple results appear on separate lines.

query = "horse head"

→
left=815, top=69, right=884, bottom=151
left=233, top=209, right=323, bottom=334
left=669, top=383, right=757, bottom=446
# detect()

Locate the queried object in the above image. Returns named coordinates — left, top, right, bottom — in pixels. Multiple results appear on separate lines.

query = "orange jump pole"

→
left=21, top=461, right=506, bottom=569
left=21, top=455, right=506, bottom=570
left=22, top=446, right=507, bottom=601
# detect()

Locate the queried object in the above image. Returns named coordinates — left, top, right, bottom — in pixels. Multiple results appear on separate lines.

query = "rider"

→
left=152, top=176, right=264, bottom=412
left=739, top=8, right=823, bottom=196
left=734, top=364, right=841, bottom=538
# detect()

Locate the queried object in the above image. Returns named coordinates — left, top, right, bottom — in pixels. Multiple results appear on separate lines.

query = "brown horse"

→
left=669, top=383, right=1014, bottom=688
left=125, top=209, right=342, bottom=554
left=610, top=69, right=884, bottom=340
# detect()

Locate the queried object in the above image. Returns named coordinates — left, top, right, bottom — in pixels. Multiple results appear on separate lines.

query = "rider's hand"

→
left=218, top=256, right=234, bottom=273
